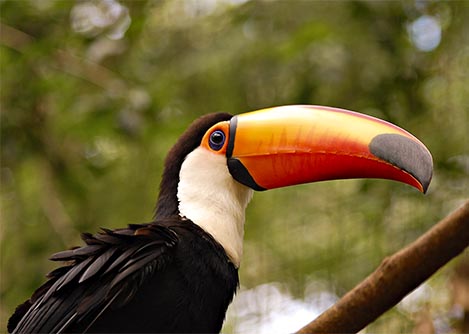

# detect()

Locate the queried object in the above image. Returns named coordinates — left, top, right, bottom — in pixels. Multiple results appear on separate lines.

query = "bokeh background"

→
left=1, top=0, right=468, bottom=332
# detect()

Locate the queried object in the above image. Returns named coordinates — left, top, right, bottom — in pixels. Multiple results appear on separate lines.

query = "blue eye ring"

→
left=209, top=130, right=226, bottom=151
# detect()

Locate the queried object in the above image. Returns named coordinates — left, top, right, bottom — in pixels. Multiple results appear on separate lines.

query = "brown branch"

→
left=0, top=21, right=34, bottom=51
left=296, top=199, right=469, bottom=334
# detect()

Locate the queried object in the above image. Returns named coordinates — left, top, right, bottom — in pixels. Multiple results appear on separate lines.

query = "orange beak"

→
left=225, top=105, right=433, bottom=193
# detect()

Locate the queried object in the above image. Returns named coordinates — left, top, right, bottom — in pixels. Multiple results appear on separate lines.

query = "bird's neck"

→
left=177, top=147, right=253, bottom=268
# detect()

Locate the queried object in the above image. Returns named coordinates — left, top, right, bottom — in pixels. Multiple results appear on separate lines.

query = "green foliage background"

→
left=1, top=0, right=468, bottom=332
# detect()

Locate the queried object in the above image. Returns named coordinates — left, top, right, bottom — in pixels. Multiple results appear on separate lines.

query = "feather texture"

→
left=8, top=220, right=179, bottom=333
left=8, top=218, right=238, bottom=333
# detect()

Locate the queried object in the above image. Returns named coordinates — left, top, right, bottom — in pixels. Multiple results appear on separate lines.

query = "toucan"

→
left=8, top=105, right=433, bottom=333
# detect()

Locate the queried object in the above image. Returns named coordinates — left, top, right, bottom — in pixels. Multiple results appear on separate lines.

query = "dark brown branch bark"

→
left=296, top=199, right=469, bottom=334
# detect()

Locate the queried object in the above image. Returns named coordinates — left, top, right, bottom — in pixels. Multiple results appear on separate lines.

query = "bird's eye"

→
left=209, top=130, right=226, bottom=151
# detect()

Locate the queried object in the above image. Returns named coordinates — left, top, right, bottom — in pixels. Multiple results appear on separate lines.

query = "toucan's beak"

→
left=226, top=105, right=433, bottom=193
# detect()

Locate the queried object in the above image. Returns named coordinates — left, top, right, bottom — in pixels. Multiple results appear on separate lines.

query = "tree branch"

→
left=296, top=199, right=469, bottom=333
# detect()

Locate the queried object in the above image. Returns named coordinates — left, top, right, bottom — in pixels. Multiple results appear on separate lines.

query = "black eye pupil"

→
left=211, top=132, right=223, bottom=143
left=209, top=130, right=225, bottom=150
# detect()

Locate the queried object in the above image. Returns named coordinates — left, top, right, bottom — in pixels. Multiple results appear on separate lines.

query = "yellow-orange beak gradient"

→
left=225, top=105, right=433, bottom=193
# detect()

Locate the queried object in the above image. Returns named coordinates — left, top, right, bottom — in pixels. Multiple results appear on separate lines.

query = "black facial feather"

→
left=154, top=113, right=233, bottom=219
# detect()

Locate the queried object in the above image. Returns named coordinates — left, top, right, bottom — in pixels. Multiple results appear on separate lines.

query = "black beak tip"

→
left=369, top=134, right=433, bottom=193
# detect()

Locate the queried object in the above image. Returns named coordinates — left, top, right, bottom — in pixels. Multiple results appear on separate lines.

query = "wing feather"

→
left=56, top=256, right=95, bottom=291
left=110, top=248, right=164, bottom=290
left=79, top=247, right=117, bottom=283
left=8, top=221, right=179, bottom=334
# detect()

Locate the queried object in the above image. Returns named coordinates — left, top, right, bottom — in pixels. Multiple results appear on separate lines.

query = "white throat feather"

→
left=177, top=147, right=253, bottom=268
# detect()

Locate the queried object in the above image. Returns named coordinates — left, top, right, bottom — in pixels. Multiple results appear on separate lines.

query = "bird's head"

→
left=156, top=105, right=433, bottom=267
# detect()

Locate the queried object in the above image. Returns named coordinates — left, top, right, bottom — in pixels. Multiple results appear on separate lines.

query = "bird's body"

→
left=8, top=105, right=433, bottom=333
left=9, top=219, right=238, bottom=333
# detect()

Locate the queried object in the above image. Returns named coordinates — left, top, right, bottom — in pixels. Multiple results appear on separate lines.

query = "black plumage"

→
left=8, top=113, right=238, bottom=334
